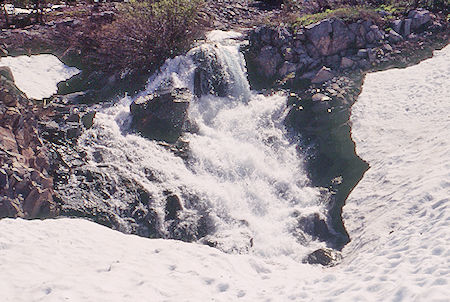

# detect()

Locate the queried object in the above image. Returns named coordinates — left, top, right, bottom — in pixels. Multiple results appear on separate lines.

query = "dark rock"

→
left=0, top=66, right=14, bottom=82
left=279, top=61, right=297, bottom=77
left=193, top=45, right=231, bottom=97
left=305, top=19, right=332, bottom=56
left=254, top=45, right=283, bottom=79
left=340, top=57, right=354, bottom=69
left=408, top=9, right=431, bottom=30
left=272, top=26, right=292, bottom=47
left=305, top=248, right=342, bottom=266
left=403, top=19, right=412, bottom=37
left=392, top=19, right=403, bottom=34
left=388, top=30, right=404, bottom=43
left=165, top=194, right=183, bottom=221
left=330, top=19, right=355, bottom=55
left=130, top=87, right=192, bottom=143
left=311, top=66, right=334, bottom=84
left=81, top=111, right=96, bottom=129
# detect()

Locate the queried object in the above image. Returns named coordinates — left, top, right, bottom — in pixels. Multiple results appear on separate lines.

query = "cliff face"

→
left=0, top=66, right=59, bottom=218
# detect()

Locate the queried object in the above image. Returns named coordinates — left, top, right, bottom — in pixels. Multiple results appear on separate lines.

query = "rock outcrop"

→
left=0, top=67, right=59, bottom=218
left=130, top=87, right=193, bottom=143
left=247, top=9, right=444, bottom=85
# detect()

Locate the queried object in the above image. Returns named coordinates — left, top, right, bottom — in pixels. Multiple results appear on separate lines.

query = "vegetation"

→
left=72, top=0, right=206, bottom=73
left=294, top=7, right=382, bottom=26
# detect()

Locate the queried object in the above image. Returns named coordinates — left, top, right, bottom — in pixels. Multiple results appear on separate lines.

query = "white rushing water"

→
left=0, top=38, right=448, bottom=301
left=77, top=31, right=326, bottom=258
left=0, top=54, right=79, bottom=100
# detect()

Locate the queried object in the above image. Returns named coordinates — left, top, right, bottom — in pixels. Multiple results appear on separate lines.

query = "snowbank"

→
left=0, top=54, right=79, bottom=100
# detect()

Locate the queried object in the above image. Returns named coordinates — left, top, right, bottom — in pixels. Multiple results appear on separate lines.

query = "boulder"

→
left=403, top=19, right=412, bottom=37
left=0, top=66, right=14, bottom=82
left=130, top=87, right=192, bottom=143
left=340, top=57, right=354, bottom=69
left=330, top=19, right=355, bottom=55
left=311, top=66, right=334, bottom=84
left=388, top=30, right=403, bottom=44
left=305, top=19, right=332, bottom=56
left=192, top=45, right=230, bottom=97
left=254, top=45, right=283, bottom=79
left=408, top=9, right=431, bottom=30
left=279, top=61, right=298, bottom=77
left=305, top=248, right=342, bottom=266
left=392, top=19, right=403, bottom=34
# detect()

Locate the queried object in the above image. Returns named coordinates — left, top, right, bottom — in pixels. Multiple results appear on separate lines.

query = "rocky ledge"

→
left=246, top=8, right=447, bottom=86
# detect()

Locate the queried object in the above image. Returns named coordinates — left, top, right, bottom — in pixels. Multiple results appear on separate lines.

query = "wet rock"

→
left=305, top=248, right=342, bottom=266
left=311, top=66, right=334, bottom=84
left=81, top=111, right=96, bottom=129
left=193, top=45, right=230, bottom=97
left=130, top=87, right=192, bottom=143
left=165, top=194, right=183, bottom=221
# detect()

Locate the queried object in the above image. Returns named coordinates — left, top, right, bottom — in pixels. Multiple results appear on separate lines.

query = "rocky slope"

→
left=0, top=67, right=58, bottom=218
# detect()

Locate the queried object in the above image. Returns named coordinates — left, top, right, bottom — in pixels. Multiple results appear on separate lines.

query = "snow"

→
left=0, top=54, right=79, bottom=100
left=0, top=44, right=449, bottom=301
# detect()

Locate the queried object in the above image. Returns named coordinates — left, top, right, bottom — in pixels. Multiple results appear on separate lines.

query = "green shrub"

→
left=293, top=6, right=382, bottom=27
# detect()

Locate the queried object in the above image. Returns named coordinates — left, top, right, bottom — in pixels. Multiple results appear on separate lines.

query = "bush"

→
left=76, top=0, right=206, bottom=73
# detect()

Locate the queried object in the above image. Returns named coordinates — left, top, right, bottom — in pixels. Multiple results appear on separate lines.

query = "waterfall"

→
left=64, top=31, right=330, bottom=260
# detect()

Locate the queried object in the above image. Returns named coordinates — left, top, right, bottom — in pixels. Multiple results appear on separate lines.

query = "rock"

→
left=0, top=66, right=14, bottom=82
left=272, top=26, right=292, bottom=47
left=349, top=22, right=367, bottom=49
left=193, top=45, right=230, bottom=97
left=81, top=111, right=96, bottom=129
left=403, top=19, right=412, bottom=37
left=366, top=25, right=384, bottom=44
left=305, top=248, right=342, bottom=266
left=279, top=61, right=297, bottom=77
left=311, top=66, right=334, bottom=84
left=312, top=93, right=331, bottom=102
left=0, top=46, right=8, bottom=57
left=357, top=49, right=368, bottom=58
left=408, top=9, right=431, bottom=30
left=383, top=43, right=393, bottom=52
left=358, top=59, right=370, bottom=69
left=388, top=30, right=403, bottom=44
left=392, top=19, right=403, bottom=34
left=254, top=45, right=283, bottom=79
left=130, top=87, right=192, bottom=143
left=330, top=19, right=355, bottom=55
left=340, top=57, right=354, bottom=69
left=281, top=46, right=294, bottom=61
left=165, top=193, right=183, bottom=221
left=305, top=19, right=332, bottom=56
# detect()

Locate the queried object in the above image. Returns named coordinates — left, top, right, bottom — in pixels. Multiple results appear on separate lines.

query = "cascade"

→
left=60, top=31, right=334, bottom=260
